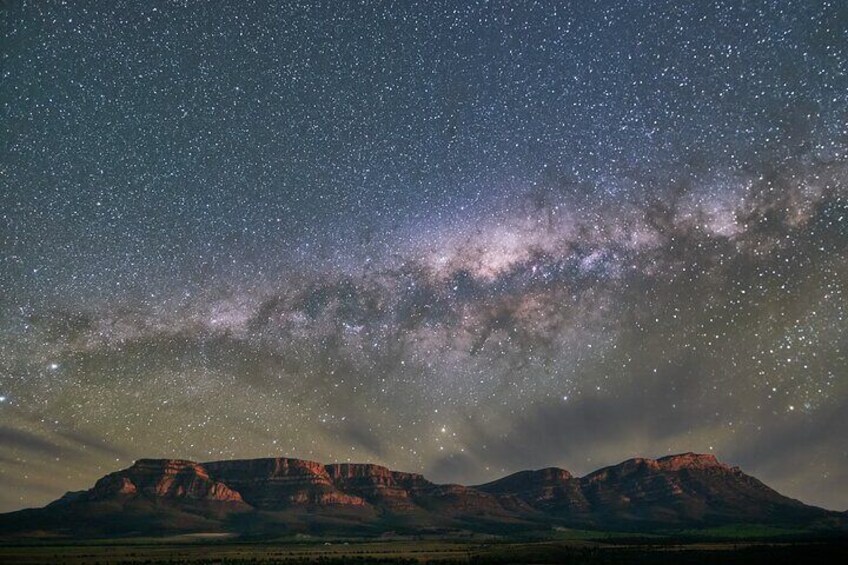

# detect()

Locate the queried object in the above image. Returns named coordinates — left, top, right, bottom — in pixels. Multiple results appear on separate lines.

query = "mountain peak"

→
left=477, top=466, right=573, bottom=491
left=90, top=458, right=243, bottom=503
left=1, top=453, right=839, bottom=539
left=597, top=452, right=728, bottom=476
left=655, top=452, right=727, bottom=471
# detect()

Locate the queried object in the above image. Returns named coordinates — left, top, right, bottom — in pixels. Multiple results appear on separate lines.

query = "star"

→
left=1, top=0, right=845, bottom=515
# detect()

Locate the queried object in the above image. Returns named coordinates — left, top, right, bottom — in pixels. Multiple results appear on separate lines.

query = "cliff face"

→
left=325, top=463, right=433, bottom=510
left=202, top=458, right=367, bottom=509
left=477, top=467, right=588, bottom=514
left=88, top=459, right=243, bottom=503
left=478, top=452, right=819, bottom=526
left=1, top=452, right=840, bottom=538
left=74, top=452, right=839, bottom=525
left=88, top=457, right=444, bottom=511
left=196, top=458, right=507, bottom=515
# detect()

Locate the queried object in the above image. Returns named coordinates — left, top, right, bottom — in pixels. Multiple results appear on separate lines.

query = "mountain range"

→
left=2, top=452, right=845, bottom=538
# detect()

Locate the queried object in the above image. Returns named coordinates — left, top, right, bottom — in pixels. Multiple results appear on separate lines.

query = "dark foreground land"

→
left=1, top=538, right=847, bottom=565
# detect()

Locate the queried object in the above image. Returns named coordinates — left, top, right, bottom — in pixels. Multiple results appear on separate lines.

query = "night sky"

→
left=1, top=0, right=847, bottom=513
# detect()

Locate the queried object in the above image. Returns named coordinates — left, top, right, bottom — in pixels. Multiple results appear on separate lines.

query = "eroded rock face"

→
left=575, top=453, right=806, bottom=525
left=325, top=463, right=434, bottom=510
left=202, top=458, right=367, bottom=509
left=477, top=467, right=573, bottom=494
left=38, top=452, right=834, bottom=535
left=88, top=459, right=242, bottom=503
left=656, top=452, right=727, bottom=471
left=476, top=467, right=586, bottom=512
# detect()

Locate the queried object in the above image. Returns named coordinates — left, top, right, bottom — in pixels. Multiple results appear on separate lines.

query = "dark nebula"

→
left=1, top=1, right=846, bottom=512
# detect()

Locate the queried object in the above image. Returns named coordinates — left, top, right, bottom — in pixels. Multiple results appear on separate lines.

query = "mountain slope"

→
left=0, top=453, right=841, bottom=538
left=478, top=453, right=825, bottom=528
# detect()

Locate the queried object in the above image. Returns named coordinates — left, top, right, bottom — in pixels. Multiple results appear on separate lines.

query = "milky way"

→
left=1, top=1, right=847, bottom=512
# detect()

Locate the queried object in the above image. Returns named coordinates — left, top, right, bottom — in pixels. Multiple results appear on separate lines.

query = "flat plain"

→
left=1, top=537, right=847, bottom=565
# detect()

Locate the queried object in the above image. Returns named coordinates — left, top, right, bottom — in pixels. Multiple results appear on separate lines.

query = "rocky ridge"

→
left=1, top=452, right=842, bottom=538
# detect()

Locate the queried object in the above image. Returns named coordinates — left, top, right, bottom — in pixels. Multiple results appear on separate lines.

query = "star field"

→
left=1, top=0, right=847, bottom=512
